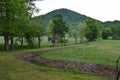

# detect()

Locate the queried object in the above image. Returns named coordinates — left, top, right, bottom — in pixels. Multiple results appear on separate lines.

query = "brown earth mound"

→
left=17, top=45, right=118, bottom=76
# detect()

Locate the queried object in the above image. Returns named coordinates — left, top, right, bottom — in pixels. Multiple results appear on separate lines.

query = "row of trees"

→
left=48, top=15, right=120, bottom=43
left=0, top=0, right=106, bottom=51
left=47, top=14, right=103, bottom=45
left=0, top=0, right=44, bottom=51
left=102, top=21, right=120, bottom=40
left=0, top=0, right=70, bottom=51
left=69, top=19, right=103, bottom=44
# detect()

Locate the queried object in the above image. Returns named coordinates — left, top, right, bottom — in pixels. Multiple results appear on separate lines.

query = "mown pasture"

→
left=42, top=40, right=120, bottom=66
left=0, top=39, right=119, bottom=80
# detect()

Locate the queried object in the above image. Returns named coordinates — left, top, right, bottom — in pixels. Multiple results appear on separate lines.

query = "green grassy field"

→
left=42, top=40, right=120, bottom=66
left=0, top=46, right=111, bottom=80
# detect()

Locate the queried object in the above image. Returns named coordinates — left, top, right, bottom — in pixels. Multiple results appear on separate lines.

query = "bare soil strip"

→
left=17, top=45, right=117, bottom=76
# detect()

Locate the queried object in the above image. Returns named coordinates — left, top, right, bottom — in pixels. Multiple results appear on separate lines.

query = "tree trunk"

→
left=80, top=37, right=83, bottom=43
left=20, top=37, right=24, bottom=49
left=38, top=35, right=41, bottom=48
left=63, top=37, right=66, bottom=46
left=28, top=39, right=34, bottom=48
left=4, top=34, right=9, bottom=51
left=32, top=36, right=35, bottom=48
left=10, top=36, right=14, bottom=51
left=75, top=35, right=77, bottom=44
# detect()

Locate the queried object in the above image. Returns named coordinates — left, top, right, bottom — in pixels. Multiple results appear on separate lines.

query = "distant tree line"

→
left=102, top=21, right=120, bottom=40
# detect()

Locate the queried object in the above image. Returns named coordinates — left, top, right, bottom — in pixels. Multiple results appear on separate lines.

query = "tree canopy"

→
left=0, top=0, right=40, bottom=51
left=85, top=19, right=103, bottom=41
left=48, top=14, right=68, bottom=39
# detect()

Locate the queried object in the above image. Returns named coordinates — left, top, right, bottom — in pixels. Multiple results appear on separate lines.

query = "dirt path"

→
left=17, top=45, right=117, bottom=76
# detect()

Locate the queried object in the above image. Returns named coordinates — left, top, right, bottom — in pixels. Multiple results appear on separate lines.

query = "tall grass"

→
left=42, top=40, right=120, bottom=66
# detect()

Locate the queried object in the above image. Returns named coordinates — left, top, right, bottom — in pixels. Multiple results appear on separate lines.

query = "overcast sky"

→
left=35, top=0, right=120, bottom=22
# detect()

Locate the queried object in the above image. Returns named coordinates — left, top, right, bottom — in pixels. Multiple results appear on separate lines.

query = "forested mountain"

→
left=32, top=8, right=91, bottom=27
left=33, top=8, right=120, bottom=30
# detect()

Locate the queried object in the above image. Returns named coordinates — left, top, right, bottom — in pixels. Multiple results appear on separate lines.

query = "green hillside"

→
left=32, top=8, right=91, bottom=27
left=32, top=8, right=120, bottom=30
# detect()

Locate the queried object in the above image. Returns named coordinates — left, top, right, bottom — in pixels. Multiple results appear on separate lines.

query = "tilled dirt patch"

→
left=17, top=45, right=118, bottom=76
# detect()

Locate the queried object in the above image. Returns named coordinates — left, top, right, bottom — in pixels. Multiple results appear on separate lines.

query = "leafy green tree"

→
left=102, top=27, right=112, bottom=39
left=36, top=15, right=45, bottom=47
left=48, top=14, right=68, bottom=44
left=111, top=25, right=120, bottom=39
left=0, top=0, right=39, bottom=51
left=0, top=0, right=27, bottom=51
left=77, top=22, right=86, bottom=43
left=24, top=23, right=33, bottom=48
left=71, top=27, right=78, bottom=44
left=104, top=21, right=120, bottom=39
left=85, top=19, right=103, bottom=41
left=47, top=20, right=54, bottom=35
left=52, top=14, right=68, bottom=38
left=24, top=15, right=45, bottom=48
left=36, top=25, right=45, bottom=47
left=17, top=16, right=30, bottom=49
